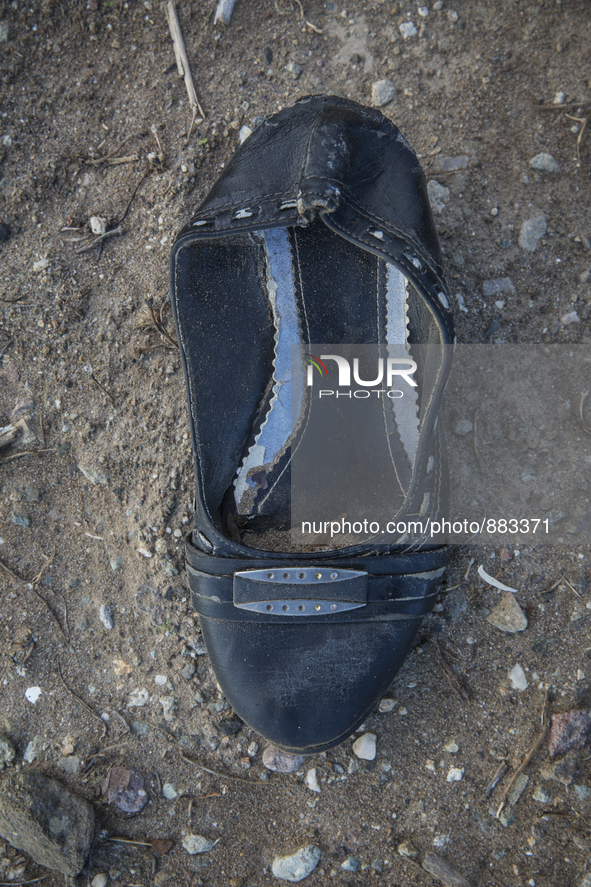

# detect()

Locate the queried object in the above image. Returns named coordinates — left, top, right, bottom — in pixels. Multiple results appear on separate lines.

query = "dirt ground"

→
left=1, top=0, right=591, bottom=885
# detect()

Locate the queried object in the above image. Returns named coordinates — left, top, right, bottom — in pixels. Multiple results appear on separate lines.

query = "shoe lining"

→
left=233, top=222, right=420, bottom=521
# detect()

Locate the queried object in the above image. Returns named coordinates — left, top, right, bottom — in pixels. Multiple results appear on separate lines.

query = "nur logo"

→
left=304, top=352, right=418, bottom=399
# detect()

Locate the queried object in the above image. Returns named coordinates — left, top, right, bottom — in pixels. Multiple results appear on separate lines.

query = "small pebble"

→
left=533, top=785, right=552, bottom=804
left=182, top=834, right=215, bottom=855
left=304, top=768, right=320, bottom=793
left=341, top=856, right=360, bottom=872
left=561, top=311, right=580, bottom=326
left=446, top=767, right=464, bottom=783
left=519, top=214, right=546, bottom=252
left=271, top=845, right=321, bottom=882
left=162, top=783, right=177, bottom=800
left=483, top=278, right=515, bottom=297
left=427, top=180, right=450, bottom=213
left=0, top=734, right=16, bottom=766
left=553, top=90, right=566, bottom=104
left=33, top=257, right=49, bottom=272
left=452, top=418, right=473, bottom=436
left=486, top=593, right=528, bottom=633
left=447, top=10, right=459, bottom=22
left=399, top=21, right=417, bottom=38
left=397, top=839, right=419, bottom=859
left=432, top=155, right=469, bottom=173
left=506, top=773, right=528, bottom=807
left=239, top=125, right=252, bottom=144
left=128, top=688, right=149, bottom=707
left=25, top=687, right=42, bottom=704
left=418, top=6, right=429, bottom=16
left=91, top=875, right=108, bottom=887
left=443, top=739, right=459, bottom=753
left=247, top=741, right=259, bottom=757
left=371, top=79, right=396, bottom=108
left=529, top=152, right=561, bottom=173
left=90, top=216, right=107, bottom=235
left=379, top=697, right=397, bottom=712
left=57, top=756, right=82, bottom=775
left=548, top=710, right=591, bottom=758
left=352, top=732, right=376, bottom=761
left=508, top=663, right=528, bottom=691
left=262, top=745, right=305, bottom=773
left=99, top=604, right=114, bottom=630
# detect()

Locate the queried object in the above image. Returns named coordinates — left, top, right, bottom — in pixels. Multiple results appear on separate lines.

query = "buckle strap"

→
left=234, top=567, right=368, bottom=616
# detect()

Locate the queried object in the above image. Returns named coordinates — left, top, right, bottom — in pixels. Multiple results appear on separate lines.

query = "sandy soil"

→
left=1, top=0, right=591, bottom=885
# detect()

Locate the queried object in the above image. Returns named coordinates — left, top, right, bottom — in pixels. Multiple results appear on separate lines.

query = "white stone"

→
left=519, top=215, right=546, bottom=252
left=162, top=782, right=177, bottom=799
left=352, top=732, right=376, bottom=760
left=508, top=663, right=528, bottom=691
left=561, top=311, right=580, bottom=326
left=239, top=125, right=253, bottom=145
left=418, top=6, right=429, bottom=16
left=379, top=697, right=397, bottom=712
left=32, top=257, right=49, bottom=272
left=553, top=90, right=566, bottom=105
left=154, top=675, right=168, bottom=685
left=99, top=604, right=114, bottom=630
left=371, top=79, right=396, bottom=108
left=529, top=152, right=561, bottom=173
left=443, top=739, right=459, bottom=753
left=304, top=767, right=320, bottom=793
left=128, top=688, right=149, bottom=707
left=182, top=834, right=215, bottom=854
left=271, top=845, right=321, bottom=882
left=25, top=686, right=41, bottom=704
left=90, top=216, right=107, bottom=235
left=427, top=180, right=450, bottom=214
left=446, top=767, right=464, bottom=782
left=91, top=875, right=108, bottom=887
left=399, top=21, right=418, bottom=38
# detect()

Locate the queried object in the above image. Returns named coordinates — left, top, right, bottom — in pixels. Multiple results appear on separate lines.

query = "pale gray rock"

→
left=262, top=745, right=305, bottom=773
left=427, top=180, right=450, bottom=213
left=529, top=152, right=561, bottom=172
left=519, top=214, right=546, bottom=252
left=352, top=732, right=376, bottom=760
left=0, top=735, right=16, bottom=766
left=371, top=79, right=395, bottom=108
left=452, top=418, right=473, bottom=436
left=486, top=593, right=528, bottom=633
left=272, top=845, right=321, bottom=882
left=99, top=604, right=114, bottom=630
left=182, top=834, right=215, bottom=854
left=432, top=155, right=469, bottom=173
left=0, top=771, right=94, bottom=876
left=483, top=278, right=515, bottom=297
left=508, top=663, right=528, bottom=691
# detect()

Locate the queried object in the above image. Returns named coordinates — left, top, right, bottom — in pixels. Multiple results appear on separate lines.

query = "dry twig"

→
left=166, top=1, right=205, bottom=121
left=57, top=655, right=108, bottom=739
left=496, top=689, right=549, bottom=818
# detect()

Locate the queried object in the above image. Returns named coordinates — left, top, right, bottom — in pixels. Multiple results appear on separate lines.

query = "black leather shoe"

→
left=170, top=95, right=454, bottom=753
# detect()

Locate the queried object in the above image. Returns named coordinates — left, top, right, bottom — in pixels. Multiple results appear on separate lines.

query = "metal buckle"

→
left=233, top=566, right=368, bottom=616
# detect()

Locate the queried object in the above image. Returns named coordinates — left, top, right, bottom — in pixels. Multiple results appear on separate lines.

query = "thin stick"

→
left=90, top=373, right=116, bottom=406
left=166, top=1, right=205, bottom=119
left=0, top=558, right=22, bottom=581
left=496, top=690, right=549, bottom=818
left=484, top=761, right=508, bottom=799
left=181, top=753, right=263, bottom=785
left=76, top=227, right=122, bottom=254
left=1, top=449, right=54, bottom=462
left=57, top=656, right=108, bottom=739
